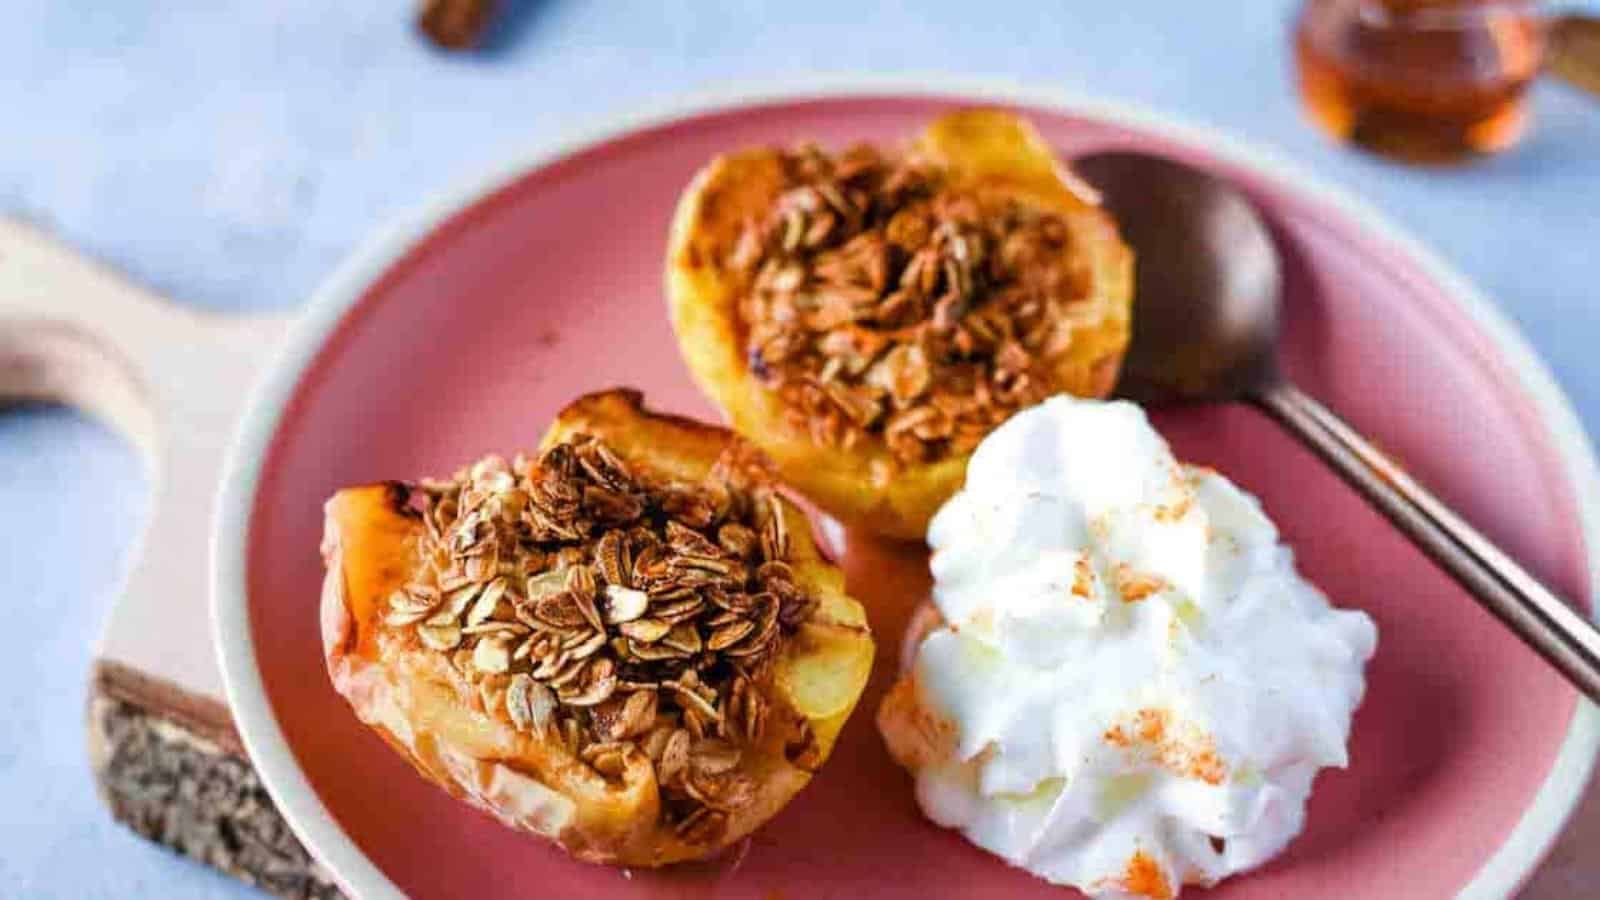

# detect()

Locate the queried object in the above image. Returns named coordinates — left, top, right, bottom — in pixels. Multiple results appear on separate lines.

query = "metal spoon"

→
left=1075, top=151, right=1600, bottom=702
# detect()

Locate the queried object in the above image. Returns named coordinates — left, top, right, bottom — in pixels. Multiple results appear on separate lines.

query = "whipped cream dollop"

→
left=908, top=396, right=1377, bottom=898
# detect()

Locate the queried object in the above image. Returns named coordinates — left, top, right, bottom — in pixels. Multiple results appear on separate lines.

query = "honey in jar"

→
left=1294, top=0, right=1546, bottom=162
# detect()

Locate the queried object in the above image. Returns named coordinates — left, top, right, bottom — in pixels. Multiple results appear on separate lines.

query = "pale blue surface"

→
left=2, top=1, right=1598, bottom=897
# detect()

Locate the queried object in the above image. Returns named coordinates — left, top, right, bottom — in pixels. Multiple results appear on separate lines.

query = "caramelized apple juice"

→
left=1295, top=0, right=1546, bottom=161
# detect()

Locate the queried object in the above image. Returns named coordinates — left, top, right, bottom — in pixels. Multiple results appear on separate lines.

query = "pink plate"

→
left=212, top=83, right=1599, bottom=900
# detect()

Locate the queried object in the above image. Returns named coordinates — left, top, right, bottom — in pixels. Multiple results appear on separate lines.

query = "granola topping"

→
left=386, top=434, right=819, bottom=841
left=731, top=142, right=1096, bottom=465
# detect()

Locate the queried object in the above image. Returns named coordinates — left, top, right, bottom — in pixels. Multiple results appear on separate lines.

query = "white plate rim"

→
left=210, top=74, right=1600, bottom=900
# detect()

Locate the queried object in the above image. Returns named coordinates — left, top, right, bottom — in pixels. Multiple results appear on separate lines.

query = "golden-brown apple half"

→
left=667, top=109, right=1133, bottom=539
left=321, top=389, right=873, bottom=866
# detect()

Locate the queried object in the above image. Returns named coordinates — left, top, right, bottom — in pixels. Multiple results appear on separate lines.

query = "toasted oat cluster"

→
left=384, top=433, right=818, bottom=843
left=732, top=143, right=1095, bottom=464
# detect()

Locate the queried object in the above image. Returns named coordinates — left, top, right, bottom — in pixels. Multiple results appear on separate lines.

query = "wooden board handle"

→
left=0, top=220, right=176, bottom=452
left=0, top=218, right=286, bottom=447
left=0, top=217, right=293, bottom=703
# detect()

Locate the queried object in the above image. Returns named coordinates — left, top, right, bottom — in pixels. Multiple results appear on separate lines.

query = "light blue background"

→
left=2, top=2, right=1598, bottom=897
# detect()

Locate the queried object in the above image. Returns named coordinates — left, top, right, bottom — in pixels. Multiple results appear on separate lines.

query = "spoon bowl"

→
left=1074, top=151, right=1282, bottom=404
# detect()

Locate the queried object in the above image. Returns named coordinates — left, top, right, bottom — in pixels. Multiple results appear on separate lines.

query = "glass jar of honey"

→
left=1294, top=0, right=1546, bottom=162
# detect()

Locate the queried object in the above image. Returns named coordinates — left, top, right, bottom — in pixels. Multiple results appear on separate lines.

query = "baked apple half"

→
left=666, top=109, right=1133, bottom=538
left=320, top=389, right=874, bottom=866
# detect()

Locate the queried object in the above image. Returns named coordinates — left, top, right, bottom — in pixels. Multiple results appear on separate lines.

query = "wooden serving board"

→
left=0, top=217, right=339, bottom=899
left=0, top=215, right=1594, bottom=898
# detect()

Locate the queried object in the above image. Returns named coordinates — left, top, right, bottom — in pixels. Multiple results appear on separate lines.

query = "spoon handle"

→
left=1254, top=380, right=1600, bottom=703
